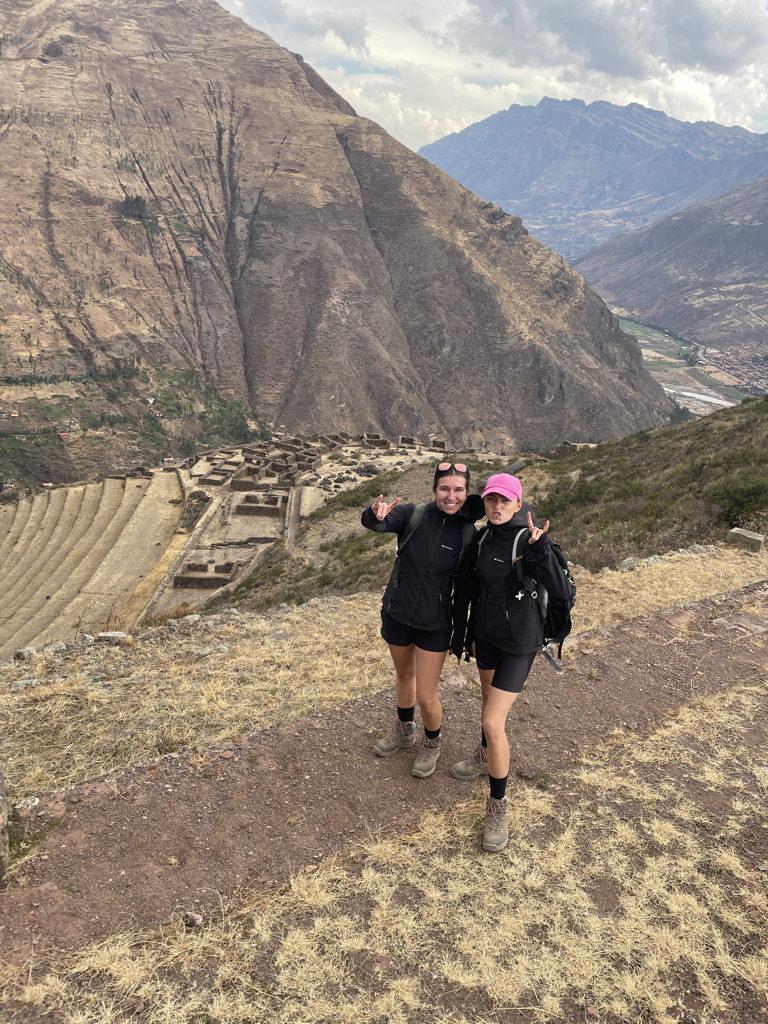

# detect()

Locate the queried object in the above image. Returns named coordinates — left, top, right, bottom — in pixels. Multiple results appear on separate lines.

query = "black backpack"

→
left=478, top=526, right=576, bottom=671
left=390, top=502, right=475, bottom=588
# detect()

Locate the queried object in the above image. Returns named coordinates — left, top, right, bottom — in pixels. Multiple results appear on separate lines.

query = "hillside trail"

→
left=1, top=580, right=767, bottom=976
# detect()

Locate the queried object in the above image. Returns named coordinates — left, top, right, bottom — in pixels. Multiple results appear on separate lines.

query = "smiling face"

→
left=434, top=473, right=468, bottom=515
left=484, top=492, right=523, bottom=525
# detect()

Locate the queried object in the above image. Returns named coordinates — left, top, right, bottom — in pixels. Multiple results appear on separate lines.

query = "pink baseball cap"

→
left=481, top=473, right=522, bottom=502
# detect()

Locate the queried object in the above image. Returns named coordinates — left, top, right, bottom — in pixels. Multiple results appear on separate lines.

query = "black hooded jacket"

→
left=467, top=518, right=571, bottom=656
left=361, top=494, right=485, bottom=654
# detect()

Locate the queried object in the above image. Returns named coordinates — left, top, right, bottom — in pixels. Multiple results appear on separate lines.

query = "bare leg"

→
left=413, top=648, right=447, bottom=732
left=478, top=668, right=494, bottom=730
left=387, top=643, right=416, bottom=710
left=482, top=685, right=520, bottom=779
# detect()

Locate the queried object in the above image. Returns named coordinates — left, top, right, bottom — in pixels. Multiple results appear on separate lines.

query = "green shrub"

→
left=120, top=195, right=146, bottom=220
left=710, top=471, right=768, bottom=525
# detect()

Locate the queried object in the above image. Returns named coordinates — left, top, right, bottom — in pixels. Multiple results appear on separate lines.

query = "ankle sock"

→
left=424, top=726, right=441, bottom=740
left=397, top=705, right=415, bottom=723
left=489, top=773, right=508, bottom=801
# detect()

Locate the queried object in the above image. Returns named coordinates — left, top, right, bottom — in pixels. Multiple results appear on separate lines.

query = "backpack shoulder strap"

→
left=511, top=527, right=530, bottom=582
left=396, top=502, right=428, bottom=556
left=390, top=503, right=428, bottom=589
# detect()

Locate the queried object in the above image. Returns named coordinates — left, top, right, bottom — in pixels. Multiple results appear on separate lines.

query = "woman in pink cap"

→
left=451, top=473, right=570, bottom=852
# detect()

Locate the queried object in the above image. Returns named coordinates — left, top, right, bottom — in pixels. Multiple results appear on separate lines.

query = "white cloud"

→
left=221, top=0, right=768, bottom=149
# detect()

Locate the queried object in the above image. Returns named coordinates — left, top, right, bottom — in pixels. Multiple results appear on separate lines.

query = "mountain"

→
left=418, top=98, right=768, bottom=261
left=0, top=1, right=668, bottom=479
left=573, top=177, right=768, bottom=353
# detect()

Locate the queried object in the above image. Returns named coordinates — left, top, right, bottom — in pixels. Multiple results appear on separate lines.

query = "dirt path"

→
left=2, top=581, right=767, bottom=974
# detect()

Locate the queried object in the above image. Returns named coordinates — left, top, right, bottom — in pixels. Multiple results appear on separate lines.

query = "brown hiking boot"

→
left=374, top=719, right=416, bottom=757
left=411, top=735, right=441, bottom=778
left=482, top=795, right=508, bottom=852
left=450, top=743, right=489, bottom=780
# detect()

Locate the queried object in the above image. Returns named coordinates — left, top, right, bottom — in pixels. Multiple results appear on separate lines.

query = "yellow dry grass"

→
left=573, top=546, right=767, bottom=634
left=0, top=547, right=765, bottom=800
left=3, top=680, right=766, bottom=1023
left=0, top=597, right=391, bottom=799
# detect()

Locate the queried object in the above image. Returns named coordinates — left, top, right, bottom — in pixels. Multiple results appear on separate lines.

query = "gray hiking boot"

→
left=411, top=735, right=441, bottom=778
left=450, top=743, right=489, bottom=780
left=482, top=795, right=509, bottom=852
left=374, top=719, right=416, bottom=757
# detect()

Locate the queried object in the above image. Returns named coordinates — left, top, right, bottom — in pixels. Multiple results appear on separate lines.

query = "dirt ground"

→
left=1, top=579, right=767, bottom=1024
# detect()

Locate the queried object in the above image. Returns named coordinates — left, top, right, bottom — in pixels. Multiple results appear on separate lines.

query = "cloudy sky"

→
left=221, top=0, right=768, bottom=152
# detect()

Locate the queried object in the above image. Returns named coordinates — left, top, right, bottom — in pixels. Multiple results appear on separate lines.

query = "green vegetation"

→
left=120, top=194, right=147, bottom=220
left=232, top=531, right=396, bottom=610
left=308, top=470, right=402, bottom=521
left=535, top=396, right=768, bottom=569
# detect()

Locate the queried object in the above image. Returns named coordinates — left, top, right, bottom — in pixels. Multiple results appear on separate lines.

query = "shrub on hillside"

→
left=710, top=470, right=768, bottom=525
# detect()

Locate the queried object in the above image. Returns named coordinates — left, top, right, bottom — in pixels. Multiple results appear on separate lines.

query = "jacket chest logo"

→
left=441, top=544, right=454, bottom=551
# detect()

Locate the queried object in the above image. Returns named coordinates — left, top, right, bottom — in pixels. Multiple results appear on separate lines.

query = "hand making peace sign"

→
left=527, top=509, right=550, bottom=543
left=371, top=494, right=402, bottom=521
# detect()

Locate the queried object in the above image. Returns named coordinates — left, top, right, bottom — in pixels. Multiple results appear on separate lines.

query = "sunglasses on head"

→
left=437, top=462, right=468, bottom=474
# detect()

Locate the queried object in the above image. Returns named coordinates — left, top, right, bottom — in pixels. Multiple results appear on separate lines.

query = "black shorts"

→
left=381, top=610, right=451, bottom=653
left=474, top=640, right=536, bottom=693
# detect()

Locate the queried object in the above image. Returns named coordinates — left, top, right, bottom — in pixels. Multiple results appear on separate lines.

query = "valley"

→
left=621, top=318, right=756, bottom=415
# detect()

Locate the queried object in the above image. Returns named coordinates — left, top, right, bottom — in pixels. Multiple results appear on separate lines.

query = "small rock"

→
left=620, top=557, right=640, bottom=571
left=182, top=614, right=201, bottom=623
left=43, top=640, right=67, bottom=653
left=219, top=750, right=234, bottom=760
left=97, top=632, right=129, bottom=643
left=14, top=647, right=37, bottom=662
left=10, top=678, right=46, bottom=692
left=81, top=634, right=95, bottom=645
left=192, top=644, right=230, bottom=656
left=516, top=764, right=543, bottom=781
left=182, top=912, right=204, bottom=928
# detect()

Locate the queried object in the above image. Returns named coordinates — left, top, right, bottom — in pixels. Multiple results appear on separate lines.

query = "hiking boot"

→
left=450, top=743, right=489, bottom=780
left=374, top=719, right=416, bottom=757
left=411, top=735, right=441, bottom=778
left=482, top=795, right=509, bottom=852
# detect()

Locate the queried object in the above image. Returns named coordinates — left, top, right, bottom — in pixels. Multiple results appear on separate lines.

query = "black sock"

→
left=489, top=773, right=508, bottom=801
left=481, top=728, right=487, bottom=748
left=397, top=705, right=415, bottom=723
left=424, top=725, right=441, bottom=740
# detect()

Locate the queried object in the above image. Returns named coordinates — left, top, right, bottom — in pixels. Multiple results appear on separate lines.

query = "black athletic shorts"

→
left=474, top=640, right=536, bottom=693
left=381, top=609, right=451, bottom=653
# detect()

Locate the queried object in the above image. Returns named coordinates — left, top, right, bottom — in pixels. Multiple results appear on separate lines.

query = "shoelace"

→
left=486, top=799, right=507, bottom=829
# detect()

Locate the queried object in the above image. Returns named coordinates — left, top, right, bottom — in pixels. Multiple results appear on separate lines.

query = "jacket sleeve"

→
left=361, top=502, right=414, bottom=534
left=449, top=529, right=479, bottom=658
left=523, top=535, right=572, bottom=601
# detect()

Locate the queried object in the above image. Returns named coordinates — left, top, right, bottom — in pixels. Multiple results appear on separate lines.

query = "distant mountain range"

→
left=419, top=98, right=768, bottom=260
left=573, top=177, right=768, bottom=353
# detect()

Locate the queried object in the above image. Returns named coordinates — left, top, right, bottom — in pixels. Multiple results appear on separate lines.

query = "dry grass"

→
left=1, top=547, right=766, bottom=801
left=573, top=546, right=768, bottom=633
left=0, top=598, right=390, bottom=800
left=3, top=680, right=766, bottom=1023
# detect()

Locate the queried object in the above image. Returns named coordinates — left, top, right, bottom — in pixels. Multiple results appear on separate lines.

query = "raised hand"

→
left=371, top=494, right=402, bottom=521
left=527, top=509, right=550, bottom=543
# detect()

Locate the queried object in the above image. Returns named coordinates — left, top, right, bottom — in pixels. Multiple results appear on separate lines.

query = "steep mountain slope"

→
left=418, top=98, right=768, bottom=260
left=573, top=177, right=768, bottom=353
left=0, top=0, right=668, bottom=461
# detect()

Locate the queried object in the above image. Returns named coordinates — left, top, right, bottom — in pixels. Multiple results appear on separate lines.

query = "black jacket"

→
left=467, top=519, right=570, bottom=656
left=361, top=495, right=485, bottom=654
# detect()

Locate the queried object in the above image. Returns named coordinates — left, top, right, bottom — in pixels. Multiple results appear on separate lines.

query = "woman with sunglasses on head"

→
left=452, top=473, right=571, bottom=853
left=361, top=462, right=484, bottom=778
